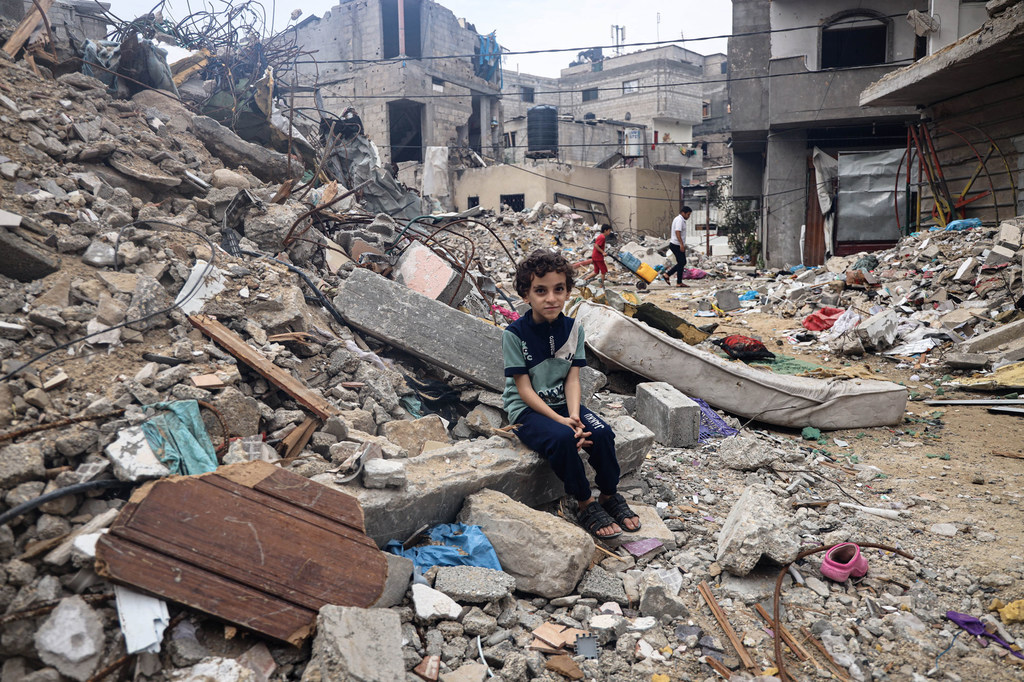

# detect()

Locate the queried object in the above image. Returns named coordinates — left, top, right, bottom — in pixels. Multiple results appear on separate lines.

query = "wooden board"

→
left=190, top=315, right=340, bottom=419
left=95, top=461, right=385, bottom=645
left=1, top=0, right=55, bottom=58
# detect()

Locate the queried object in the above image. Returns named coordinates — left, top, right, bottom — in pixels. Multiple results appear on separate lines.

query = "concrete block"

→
left=433, top=566, right=515, bottom=603
left=0, top=441, right=46, bottom=487
left=985, top=244, right=1015, bottom=266
left=0, top=227, right=59, bottom=282
left=381, top=415, right=449, bottom=455
left=301, top=606, right=405, bottom=682
left=394, top=241, right=473, bottom=306
left=362, top=459, right=406, bottom=489
left=459, top=489, right=592, bottom=599
left=856, top=308, right=898, bottom=351
left=34, top=596, right=105, bottom=681
left=714, top=289, right=741, bottom=311
left=634, top=382, right=699, bottom=447
left=996, top=221, right=1022, bottom=250
left=335, top=267, right=505, bottom=391
left=943, top=352, right=990, bottom=370
left=332, top=415, right=653, bottom=546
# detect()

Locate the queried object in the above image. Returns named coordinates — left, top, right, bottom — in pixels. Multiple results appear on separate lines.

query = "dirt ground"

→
left=632, top=274, right=1024, bottom=579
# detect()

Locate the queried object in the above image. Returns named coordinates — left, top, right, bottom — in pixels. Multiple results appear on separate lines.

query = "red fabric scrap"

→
left=802, top=307, right=845, bottom=331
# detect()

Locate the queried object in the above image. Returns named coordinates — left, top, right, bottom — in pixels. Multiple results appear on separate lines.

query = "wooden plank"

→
left=702, top=655, right=733, bottom=680
left=107, top=475, right=384, bottom=607
left=95, top=461, right=385, bottom=645
left=754, top=603, right=810, bottom=662
left=698, top=580, right=756, bottom=670
left=96, top=535, right=316, bottom=645
left=279, top=416, right=318, bottom=459
left=189, top=315, right=340, bottom=419
left=253, top=466, right=366, bottom=532
left=1, top=0, right=55, bottom=58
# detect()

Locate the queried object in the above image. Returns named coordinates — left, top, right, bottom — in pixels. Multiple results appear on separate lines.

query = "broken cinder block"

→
left=634, top=382, right=700, bottom=448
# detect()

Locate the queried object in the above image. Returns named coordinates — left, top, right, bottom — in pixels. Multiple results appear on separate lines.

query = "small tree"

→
left=709, top=176, right=760, bottom=264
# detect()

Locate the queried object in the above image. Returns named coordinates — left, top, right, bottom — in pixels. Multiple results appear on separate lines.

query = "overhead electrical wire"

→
left=289, top=14, right=908, bottom=66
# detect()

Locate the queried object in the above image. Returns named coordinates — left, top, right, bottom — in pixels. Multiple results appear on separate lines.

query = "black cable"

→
left=239, top=250, right=349, bottom=329
left=290, top=14, right=908, bottom=66
left=0, top=220, right=216, bottom=384
left=0, top=479, right=130, bottom=527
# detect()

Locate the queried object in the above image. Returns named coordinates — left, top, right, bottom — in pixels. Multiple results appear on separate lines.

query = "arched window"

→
left=821, top=13, right=888, bottom=69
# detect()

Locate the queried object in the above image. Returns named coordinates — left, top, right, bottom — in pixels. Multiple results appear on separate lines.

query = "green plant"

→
left=709, top=177, right=760, bottom=263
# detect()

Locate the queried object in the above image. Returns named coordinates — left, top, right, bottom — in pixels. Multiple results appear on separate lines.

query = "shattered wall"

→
left=453, top=162, right=680, bottom=237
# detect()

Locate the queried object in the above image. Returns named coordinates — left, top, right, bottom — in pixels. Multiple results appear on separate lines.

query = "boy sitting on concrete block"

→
left=501, top=249, right=640, bottom=539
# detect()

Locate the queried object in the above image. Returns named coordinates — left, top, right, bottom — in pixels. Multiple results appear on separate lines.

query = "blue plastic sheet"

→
left=141, top=401, right=218, bottom=476
left=385, top=523, right=502, bottom=571
left=738, top=290, right=758, bottom=301
left=944, top=218, right=982, bottom=231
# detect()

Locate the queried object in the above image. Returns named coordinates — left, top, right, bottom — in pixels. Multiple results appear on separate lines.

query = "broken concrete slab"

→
left=362, top=459, right=407, bottom=489
left=381, top=415, right=449, bottom=456
left=190, top=116, right=295, bottom=183
left=856, top=308, right=899, bottom=351
left=371, top=553, right=413, bottom=608
left=33, top=596, right=105, bottom=681
left=457, top=489, right=593, bottom=599
left=300, top=606, right=405, bottom=682
left=412, top=583, right=463, bottom=621
left=433, top=566, right=516, bottom=603
left=334, top=267, right=505, bottom=391
left=0, top=226, right=59, bottom=282
left=716, top=484, right=801, bottom=577
left=715, top=434, right=778, bottom=471
left=603, top=505, right=676, bottom=551
left=333, top=416, right=652, bottom=546
left=393, top=241, right=473, bottom=306
left=961, top=317, right=1024, bottom=354
left=0, top=440, right=46, bottom=487
left=634, top=382, right=700, bottom=447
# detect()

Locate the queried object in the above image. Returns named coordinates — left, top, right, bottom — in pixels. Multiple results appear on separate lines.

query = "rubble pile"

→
left=1, top=45, right=1023, bottom=682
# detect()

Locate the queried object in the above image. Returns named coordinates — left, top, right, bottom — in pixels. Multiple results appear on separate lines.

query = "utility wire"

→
left=289, top=14, right=908, bottom=66
left=287, top=63, right=917, bottom=100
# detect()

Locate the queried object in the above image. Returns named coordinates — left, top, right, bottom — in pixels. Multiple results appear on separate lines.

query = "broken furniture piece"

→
left=95, top=461, right=387, bottom=645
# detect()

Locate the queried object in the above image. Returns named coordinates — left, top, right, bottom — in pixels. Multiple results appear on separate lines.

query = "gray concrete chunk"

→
left=334, top=415, right=652, bottom=546
left=0, top=227, right=59, bottom=282
left=33, top=596, right=105, bottom=681
left=716, top=484, right=800, bottom=577
left=635, top=382, right=700, bottom=447
left=434, top=566, right=516, bottom=603
left=334, top=267, right=505, bottom=391
left=0, top=441, right=46, bottom=487
left=300, top=606, right=404, bottom=682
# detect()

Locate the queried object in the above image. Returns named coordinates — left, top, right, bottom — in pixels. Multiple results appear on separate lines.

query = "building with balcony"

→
left=728, top=0, right=928, bottom=267
left=860, top=0, right=1024, bottom=225
left=502, top=45, right=709, bottom=182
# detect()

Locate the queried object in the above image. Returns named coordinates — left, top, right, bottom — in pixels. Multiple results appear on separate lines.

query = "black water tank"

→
left=527, top=105, right=558, bottom=156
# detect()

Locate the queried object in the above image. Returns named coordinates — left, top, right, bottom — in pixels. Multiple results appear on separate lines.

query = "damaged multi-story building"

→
left=727, top=0, right=975, bottom=267
left=290, top=0, right=505, bottom=168
left=860, top=0, right=1024, bottom=224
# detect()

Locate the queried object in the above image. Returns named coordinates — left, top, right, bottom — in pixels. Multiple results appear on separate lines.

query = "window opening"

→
left=388, top=100, right=424, bottom=163
left=582, top=87, right=599, bottom=102
left=622, top=79, right=639, bottom=95
left=521, top=86, right=535, bottom=103
left=500, top=194, right=525, bottom=212
left=821, top=15, right=887, bottom=68
left=382, top=0, right=422, bottom=59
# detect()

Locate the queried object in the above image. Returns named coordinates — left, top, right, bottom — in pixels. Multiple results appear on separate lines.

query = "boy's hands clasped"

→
left=559, top=415, right=592, bottom=449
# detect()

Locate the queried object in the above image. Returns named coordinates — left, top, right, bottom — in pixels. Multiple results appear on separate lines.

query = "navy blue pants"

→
left=515, top=404, right=619, bottom=502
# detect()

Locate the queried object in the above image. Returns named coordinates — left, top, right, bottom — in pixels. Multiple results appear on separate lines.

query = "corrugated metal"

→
left=919, top=77, right=1024, bottom=224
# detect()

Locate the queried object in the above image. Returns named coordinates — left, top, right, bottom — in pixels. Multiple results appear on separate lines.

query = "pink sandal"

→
left=820, top=543, right=868, bottom=582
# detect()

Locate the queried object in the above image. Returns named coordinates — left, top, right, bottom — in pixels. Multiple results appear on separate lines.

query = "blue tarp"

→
left=141, top=401, right=218, bottom=476
left=385, top=523, right=502, bottom=571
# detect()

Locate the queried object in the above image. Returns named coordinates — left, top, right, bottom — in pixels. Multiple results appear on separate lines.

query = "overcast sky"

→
left=104, top=0, right=733, bottom=77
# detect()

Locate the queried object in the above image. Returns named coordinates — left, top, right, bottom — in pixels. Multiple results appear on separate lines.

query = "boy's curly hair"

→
left=514, top=249, right=575, bottom=297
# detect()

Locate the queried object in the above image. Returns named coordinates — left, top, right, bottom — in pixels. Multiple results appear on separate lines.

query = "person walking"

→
left=663, top=206, right=691, bottom=287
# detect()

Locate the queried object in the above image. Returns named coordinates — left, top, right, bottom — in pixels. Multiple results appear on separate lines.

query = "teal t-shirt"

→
left=501, top=312, right=587, bottom=424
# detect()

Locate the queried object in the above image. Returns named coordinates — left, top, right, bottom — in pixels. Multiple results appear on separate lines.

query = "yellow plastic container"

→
left=635, top=262, right=659, bottom=283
